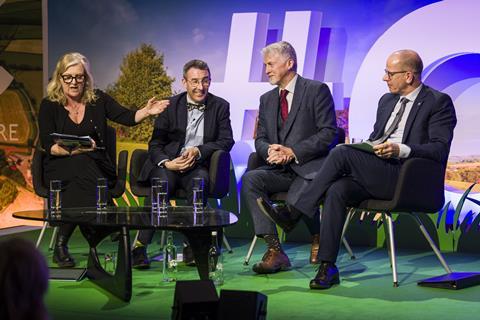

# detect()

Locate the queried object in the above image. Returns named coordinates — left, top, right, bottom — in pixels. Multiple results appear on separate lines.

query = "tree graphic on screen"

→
left=107, top=43, right=174, bottom=143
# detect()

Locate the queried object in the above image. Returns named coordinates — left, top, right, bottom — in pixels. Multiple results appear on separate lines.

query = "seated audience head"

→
left=47, top=52, right=96, bottom=105
left=383, top=49, right=423, bottom=95
left=0, top=238, right=49, bottom=320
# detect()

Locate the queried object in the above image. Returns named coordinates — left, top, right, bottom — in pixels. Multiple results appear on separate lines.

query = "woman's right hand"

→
left=50, top=139, right=97, bottom=156
left=50, top=143, right=71, bottom=156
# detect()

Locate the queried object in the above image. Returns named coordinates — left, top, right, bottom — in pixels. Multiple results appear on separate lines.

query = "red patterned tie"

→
left=280, top=89, right=289, bottom=124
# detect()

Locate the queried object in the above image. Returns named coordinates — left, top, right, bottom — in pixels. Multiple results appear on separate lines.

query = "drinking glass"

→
left=152, top=178, right=168, bottom=215
left=192, top=177, right=205, bottom=213
left=96, top=178, right=108, bottom=210
left=49, top=180, right=62, bottom=215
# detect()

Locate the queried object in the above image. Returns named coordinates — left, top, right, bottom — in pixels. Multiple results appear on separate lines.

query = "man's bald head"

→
left=384, top=49, right=423, bottom=95
left=389, top=50, right=423, bottom=79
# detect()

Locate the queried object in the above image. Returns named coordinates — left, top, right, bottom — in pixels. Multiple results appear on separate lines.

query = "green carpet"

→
left=5, top=229, right=480, bottom=319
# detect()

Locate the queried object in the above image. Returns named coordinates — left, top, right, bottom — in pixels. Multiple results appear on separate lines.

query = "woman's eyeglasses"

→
left=61, top=74, right=86, bottom=84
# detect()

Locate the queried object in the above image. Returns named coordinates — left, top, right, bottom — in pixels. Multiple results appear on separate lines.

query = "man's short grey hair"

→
left=183, top=59, right=210, bottom=78
left=261, top=41, right=297, bottom=72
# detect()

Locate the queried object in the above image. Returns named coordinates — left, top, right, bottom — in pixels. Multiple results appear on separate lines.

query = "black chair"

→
left=342, top=157, right=452, bottom=287
left=129, top=149, right=233, bottom=250
left=242, top=128, right=355, bottom=265
left=33, top=126, right=128, bottom=248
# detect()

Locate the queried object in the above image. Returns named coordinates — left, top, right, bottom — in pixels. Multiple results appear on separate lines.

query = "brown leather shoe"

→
left=252, top=249, right=291, bottom=274
left=310, top=234, right=320, bottom=264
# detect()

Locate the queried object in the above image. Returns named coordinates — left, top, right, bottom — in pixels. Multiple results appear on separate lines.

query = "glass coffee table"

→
left=13, top=206, right=238, bottom=302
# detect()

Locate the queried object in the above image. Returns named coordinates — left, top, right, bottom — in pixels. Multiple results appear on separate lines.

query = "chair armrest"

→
left=247, top=152, right=267, bottom=172
left=110, top=150, right=128, bottom=198
left=129, top=149, right=150, bottom=197
left=209, top=150, right=231, bottom=198
left=391, top=158, right=446, bottom=212
left=32, top=148, right=48, bottom=198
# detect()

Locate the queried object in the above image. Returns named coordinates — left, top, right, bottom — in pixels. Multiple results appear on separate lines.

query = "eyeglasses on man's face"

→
left=384, top=69, right=408, bottom=80
left=61, top=74, right=86, bottom=84
left=185, top=77, right=211, bottom=87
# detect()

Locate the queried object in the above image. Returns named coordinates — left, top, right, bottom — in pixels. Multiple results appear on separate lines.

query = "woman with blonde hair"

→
left=39, top=52, right=169, bottom=267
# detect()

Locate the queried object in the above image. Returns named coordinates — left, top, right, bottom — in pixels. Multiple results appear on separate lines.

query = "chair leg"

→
left=243, top=235, right=258, bottom=266
left=222, top=232, right=233, bottom=253
left=36, top=221, right=49, bottom=248
left=341, top=208, right=356, bottom=259
left=48, top=226, right=58, bottom=250
left=342, top=237, right=356, bottom=260
left=159, top=230, right=166, bottom=249
left=385, top=213, right=399, bottom=287
left=131, top=230, right=140, bottom=250
left=382, top=214, right=392, bottom=266
left=412, top=215, right=452, bottom=274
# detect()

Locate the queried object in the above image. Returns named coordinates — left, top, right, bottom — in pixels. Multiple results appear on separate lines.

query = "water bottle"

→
left=162, top=231, right=177, bottom=282
left=208, top=231, right=224, bottom=286
left=49, top=180, right=62, bottom=215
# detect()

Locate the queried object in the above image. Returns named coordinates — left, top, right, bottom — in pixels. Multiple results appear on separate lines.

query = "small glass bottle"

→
left=208, top=231, right=224, bottom=286
left=162, top=231, right=177, bottom=282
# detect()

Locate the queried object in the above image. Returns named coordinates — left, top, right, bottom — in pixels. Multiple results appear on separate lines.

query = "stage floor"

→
left=5, top=228, right=480, bottom=319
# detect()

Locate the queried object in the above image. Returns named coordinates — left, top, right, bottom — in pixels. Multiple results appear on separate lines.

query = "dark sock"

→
left=264, top=234, right=282, bottom=252
left=302, top=209, right=320, bottom=235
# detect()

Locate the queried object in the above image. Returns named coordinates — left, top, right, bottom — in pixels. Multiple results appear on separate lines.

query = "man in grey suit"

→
left=241, top=41, right=338, bottom=274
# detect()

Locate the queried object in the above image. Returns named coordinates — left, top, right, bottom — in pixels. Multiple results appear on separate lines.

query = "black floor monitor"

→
left=218, top=289, right=267, bottom=320
left=418, top=272, right=480, bottom=289
left=171, top=280, right=219, bottom=320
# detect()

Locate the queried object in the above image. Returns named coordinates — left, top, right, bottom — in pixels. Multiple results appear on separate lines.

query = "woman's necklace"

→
left=66, top=103, right=82, bottom=115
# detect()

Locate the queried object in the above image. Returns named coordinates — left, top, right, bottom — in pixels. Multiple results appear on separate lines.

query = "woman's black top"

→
left=38, top=90, right=137, bottom=207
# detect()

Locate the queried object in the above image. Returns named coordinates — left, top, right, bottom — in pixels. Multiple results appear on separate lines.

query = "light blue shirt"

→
left=181, top=95, right=205, bottom=155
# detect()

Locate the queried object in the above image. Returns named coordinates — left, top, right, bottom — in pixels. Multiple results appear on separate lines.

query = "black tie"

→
left=186, top=102, right=206, bottom=112
left=372, top=97, right=409, bottom=145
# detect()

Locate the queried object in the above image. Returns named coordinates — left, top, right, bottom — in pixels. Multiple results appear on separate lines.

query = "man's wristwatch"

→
left=158, top=160, right=168, bottom=168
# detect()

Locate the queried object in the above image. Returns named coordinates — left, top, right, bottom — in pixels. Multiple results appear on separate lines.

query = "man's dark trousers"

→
left=293, top=145, right=402, bottom=262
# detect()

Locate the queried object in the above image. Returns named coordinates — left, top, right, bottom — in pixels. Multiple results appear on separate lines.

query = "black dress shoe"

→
left=310, top=262, right=340, bottom=289
left=132, top=246, right=150, bottom=269
left=256, top=198, right=302, bottom=233
left=183, top=244, right=196, bottom=266
left=53, top=245, right=75, bottom=268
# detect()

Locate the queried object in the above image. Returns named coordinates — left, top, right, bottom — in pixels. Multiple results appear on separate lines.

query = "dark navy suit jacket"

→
left=138, top=92, right=234, bottom=181
left=369, top=85, right=457, bottom=164
left=255, top=75, right=338, bottom=180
